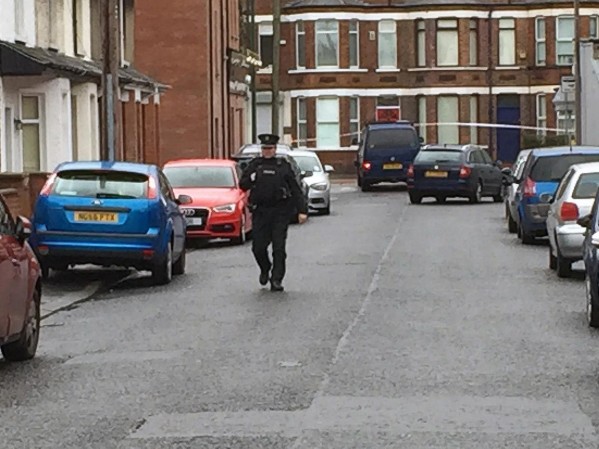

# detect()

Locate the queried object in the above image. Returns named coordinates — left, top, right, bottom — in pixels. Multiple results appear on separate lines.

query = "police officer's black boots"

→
left=270, top=279, right=284, bottom=292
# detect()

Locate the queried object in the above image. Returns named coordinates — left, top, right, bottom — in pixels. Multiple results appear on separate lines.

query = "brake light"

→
left=362, top=161, right=372, bottom=171
left=459, top=165, right=472, bottom=179
left=147, top=176, right=158, bottom=199
left=560, top=201, right=579, bottom=221
left=39, top=173, right=57, bottom=196
left=522, top=177, right=536, bottom=198
left=407, top=164, right=414, bottom=178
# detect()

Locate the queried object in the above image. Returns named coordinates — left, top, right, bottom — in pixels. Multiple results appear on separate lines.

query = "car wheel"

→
left=469, top=181, right=483, bottom=204
left=233, top=216, right=247, bottom=245
left=556, top=252, right=572, bottom=278
left=586, top=272, right=599, bottom=327
left=492, top=191, right=503, bottom=203
left=549, top=245, right=557, bottom=270
left=322, top=205, right=331, bottom=215
left=361, top=182, right=371, bottom=192
left=1, top=289, right=40, bottom=362
left=357, top=176, right=362, bottom=187
left=152, top=241, right=173, bottom=285
left=409, top=192, right=422, bottom=204
left=508, top=212, right=518, bottom=233
left=172, top=244, right=186, bottom=276
left=518, top=222, right=535, bottom=244
left=436, top=196, right=446, bottom=204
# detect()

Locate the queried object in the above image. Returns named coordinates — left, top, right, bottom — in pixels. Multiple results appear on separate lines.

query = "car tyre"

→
left=357, top=176, right=362, bottom=187
left=556, top=252, right=572, bottom=278
left=469, top=181, right=483, bottom=204
left=492, top=191, right=503, bottom=203
left=586, top=272, right=599, bottom=327
left=322, top=205, right=330, bottom=215
left=233, top=216, right=247, bottom=245
left=152, top=241, right=173, bottom=285
left=518, top=222, right=535, bottom=244
left=1, top=289, right=40, bottom=362
left=172, top=244, right=186, bottom=275
left=507, top=212, right=518, bottom=233
left=361, top=182, right=372, bottom=192
left=436, top=196, right=446, bottom=204
left=549, top=245, right=557, bottom=270
left=409, top=192, right=422, bottom=204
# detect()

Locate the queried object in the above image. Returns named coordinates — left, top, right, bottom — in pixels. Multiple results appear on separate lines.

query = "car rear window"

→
left=530, top=154, right=599, bottom=182
left=164, top=166, right=236, bottom=188
left=52, top=170, right=149, bottom=199
left=415, top=150, right=464, bottom=163
left=573, top=173, right=599, bottom=199
left=367, top=128, right=419, bottom=149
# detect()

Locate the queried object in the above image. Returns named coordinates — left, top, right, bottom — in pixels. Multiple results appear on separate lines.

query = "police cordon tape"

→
left=287, top=122, right=568, bottom=145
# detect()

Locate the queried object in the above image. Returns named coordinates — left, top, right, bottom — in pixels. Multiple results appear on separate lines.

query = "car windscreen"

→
left=530, top=154, right=599, bottom=182
left=573, top=173, right=599, bottom=199
left=367, top=128, right=419, bottom=149
left=163, top=166, right=236, bottom=188
left=52, top=170, right=149, bottom=199
left=291, top=155, right=323, bottom=172
left=414, top=150, right=464, bottom=163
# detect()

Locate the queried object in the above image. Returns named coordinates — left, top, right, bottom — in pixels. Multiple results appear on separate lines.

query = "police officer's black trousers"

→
left=251, top=206, right=290, bottom=282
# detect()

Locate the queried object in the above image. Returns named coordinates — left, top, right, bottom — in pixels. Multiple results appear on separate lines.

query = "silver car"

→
left=504, top=149, right=531, bottom=233
left=546, top=162, right=599, bottom=277
left=288, top=150, right=334, bottom=215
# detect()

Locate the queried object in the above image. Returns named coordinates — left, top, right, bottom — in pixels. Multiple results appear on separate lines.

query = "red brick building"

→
left=254, top=0, right=599, bottom=170
left=134, top=0, right=250, bottom=164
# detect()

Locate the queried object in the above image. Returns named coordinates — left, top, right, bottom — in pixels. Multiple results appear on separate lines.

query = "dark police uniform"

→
left=239, top=134, right=307, bottom=291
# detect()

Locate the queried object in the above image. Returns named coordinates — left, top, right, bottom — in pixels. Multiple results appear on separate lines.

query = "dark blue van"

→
left=354, top=121, right=421, bottom=191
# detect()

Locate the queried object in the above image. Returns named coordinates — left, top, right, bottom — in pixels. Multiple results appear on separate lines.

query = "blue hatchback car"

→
left=29, top=161, right=192, bottom=285
left=513, top=146, right=599, bottom=244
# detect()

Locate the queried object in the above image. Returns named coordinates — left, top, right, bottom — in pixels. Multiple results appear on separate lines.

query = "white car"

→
left=504, top=149, right=532, bottom=233
left=288, top=150, right=334, bottom=215
left=545, top=162, right=599, bottom=277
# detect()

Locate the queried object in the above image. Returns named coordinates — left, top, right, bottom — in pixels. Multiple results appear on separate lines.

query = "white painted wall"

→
left=0, top=0, right=17, bottom=42
left=0, top=0, right=35, bottom=45
left=71, top=82, right=100, bottom=161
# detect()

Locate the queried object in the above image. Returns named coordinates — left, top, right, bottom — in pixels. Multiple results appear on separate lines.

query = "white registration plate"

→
left=186, top=217, right=203, bottom=226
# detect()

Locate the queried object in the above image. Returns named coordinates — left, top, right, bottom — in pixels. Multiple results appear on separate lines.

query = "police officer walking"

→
left=240, top=134, right=308, bottom=292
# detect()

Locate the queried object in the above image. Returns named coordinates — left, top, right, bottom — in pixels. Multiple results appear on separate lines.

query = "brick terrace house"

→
left=253, top=0, right=599, bottom=172
left=135, top=0, right=253, bottom=164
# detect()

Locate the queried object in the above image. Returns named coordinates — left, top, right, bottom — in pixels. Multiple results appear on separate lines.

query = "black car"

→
left=230, top=144, right=310, bottom=222
left=406, top=144, right=504, bottom=204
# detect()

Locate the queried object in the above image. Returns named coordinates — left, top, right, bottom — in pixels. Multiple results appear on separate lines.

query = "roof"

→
left=366, top=121, right=414, bottom=129
left=163, top=159, right=237, bottom=167
left=0, top=40, right=167, bottom=91
left=286, top=0, right=599, bottom=7
left=567, top=162, right=599, bottom=174
left=55, top=161, right=155, bottom=175
left=530, top=146, right=599, bottom=156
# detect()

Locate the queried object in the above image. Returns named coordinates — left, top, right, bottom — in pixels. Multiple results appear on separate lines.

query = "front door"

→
left=496, top=95, right=521, bottom=163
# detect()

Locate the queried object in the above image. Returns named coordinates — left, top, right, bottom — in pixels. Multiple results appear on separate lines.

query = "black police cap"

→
left=258, top=134, right=280, bottom=146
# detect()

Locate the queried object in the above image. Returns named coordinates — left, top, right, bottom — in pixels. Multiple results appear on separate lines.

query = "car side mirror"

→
left=301, top=170, right=314, bottom=178
left=419, top=136, right=424, bottom=144
left=15, top=216, right=32, bottom=244
left=539, top=192, right=553, bottom=204
left=495, top=160, right=503, bottom=167
left=176, top=194, right=193, bottom=206
left=501, top=167, right=512, bottom=176
left=324, top=164, right=335, bottom=173
left=578, top=214, right=593, bottom=229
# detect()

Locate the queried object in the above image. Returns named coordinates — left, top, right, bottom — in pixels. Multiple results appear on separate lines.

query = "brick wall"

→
left=0, top=173, right=49, bottom=218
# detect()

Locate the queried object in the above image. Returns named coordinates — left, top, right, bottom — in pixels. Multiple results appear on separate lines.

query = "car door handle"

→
left=11, top=259, right=19, bottom=267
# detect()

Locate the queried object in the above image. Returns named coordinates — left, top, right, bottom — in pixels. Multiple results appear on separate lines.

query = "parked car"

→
left=230, top=144, right=310, bottom=222
left=545, top=162, right=599, bottom=277
left=406, top=144, right=504, bottom=204
left=29, top=161, right=191, bottom=285
left=163, top=159, right=252, bottom=244
left=503, top=149, right=532, bottom=233
left=578, top=201, right=599, bottom=327
left=0, top=194, right=41, bottom=361
left=354, top=120, right=422, bottom=192
left=287, top=150, right=334, bottom=215
left=511, top=147, right=599, bottom=244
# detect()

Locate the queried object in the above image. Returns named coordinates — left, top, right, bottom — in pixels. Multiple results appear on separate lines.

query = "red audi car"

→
left=163, top=159, right=252, bottom=244
left=0, top=194, right=41, bottom=361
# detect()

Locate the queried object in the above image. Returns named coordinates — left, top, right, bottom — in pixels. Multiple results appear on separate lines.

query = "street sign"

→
left=561, top=75, right=576, bottom=93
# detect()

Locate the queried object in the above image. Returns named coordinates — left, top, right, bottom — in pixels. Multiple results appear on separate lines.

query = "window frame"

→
left=316, top=97, right=340, bottom=149
left=535, top=17, right=546, bottom=66
left=556, top=15, right=575, bottom=66
left=436, top=19, right=459, bottom=67
left=378, top=19, right=397, bottom=69
left=498, top=18, right=516, bottom=66
left=315, top=20, right=340, bottom=68
left=349, top=20, right=360, bottom=68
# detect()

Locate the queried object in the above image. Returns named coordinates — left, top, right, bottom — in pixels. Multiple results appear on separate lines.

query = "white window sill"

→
left=375, top=68, right=401, bottom=73
left=288, top=68, right=368, bottom=74
left=407, top=67, right=489, bottom=72
left=496, top=65, right=521, bottom=70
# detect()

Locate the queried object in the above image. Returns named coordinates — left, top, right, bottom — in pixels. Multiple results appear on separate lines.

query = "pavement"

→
left=2, top=182, right=599, bottom=448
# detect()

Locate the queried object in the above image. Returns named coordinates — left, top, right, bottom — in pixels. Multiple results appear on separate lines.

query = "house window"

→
left=499, top=18, right=516, bottom=66
left=469, top=96, right=478, bottom=144
left=315, top=20, right=339, bottom=68
left=378, top=20, right=397, bottom=68
left=416, top=20, right=426, bottom=67
left=296, top=21, right=306, bottom=68
left=418, top=96, right=426, bottom=141
left=469, top=19, right=478, bottom=66
left=119, top=0, right=134, bottom=63
left=297, top=98, right=307, bottom=148
left=535, top=17, right=546, bottom=66
left=349, top=96, right=360, bottom=140
left=73, top=0, right=85, bottom=56
left=21, top=96, right=42, bottom=173
left=349, top=20, right=359, bottom=68
left=14, top=0, right=25, bottom=41
left=591, top=16, right=598, bottom=39
left=536, top=94, right=547, bottom=136
left=316, top=97, right=340, bottom=148
left=376, top=95, right=400, bottom=121
left=556, top=16, right=575, bottom=66
left=437, top=96, right=459, bottom=144
left=436, top=19, right=458, bottom=66
left=259, top=22, right=274, bottom=68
